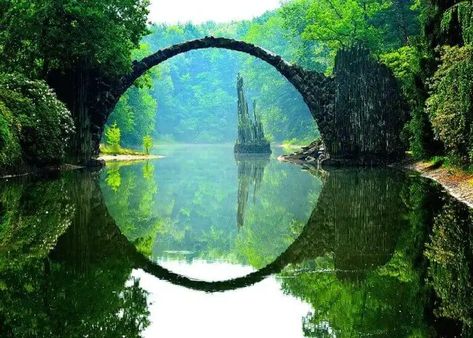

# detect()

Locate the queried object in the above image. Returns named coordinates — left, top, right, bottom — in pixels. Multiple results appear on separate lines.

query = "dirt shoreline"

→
left=404, top=161, right=473, bottom=209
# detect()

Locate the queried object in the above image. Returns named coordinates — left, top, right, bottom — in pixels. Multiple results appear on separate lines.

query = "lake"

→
left=0, top=145, right=472, bottom=337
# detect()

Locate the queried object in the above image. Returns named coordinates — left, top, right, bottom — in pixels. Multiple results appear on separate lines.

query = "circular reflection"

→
left=100, top=145, right=322, bottom=285
left=104, top=166, right=410, bottom=292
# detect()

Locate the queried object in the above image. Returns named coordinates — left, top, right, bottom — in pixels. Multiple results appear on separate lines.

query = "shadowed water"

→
left=0, top=145, right=472, bottom=337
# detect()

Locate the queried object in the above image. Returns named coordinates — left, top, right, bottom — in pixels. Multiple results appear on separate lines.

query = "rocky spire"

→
left=235, top=74, right=271, bottom=154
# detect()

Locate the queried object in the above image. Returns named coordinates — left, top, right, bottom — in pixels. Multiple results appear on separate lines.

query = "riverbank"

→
left=98, top=154, right=163, bottom=162
left=405, top=161, right=473, bottom=209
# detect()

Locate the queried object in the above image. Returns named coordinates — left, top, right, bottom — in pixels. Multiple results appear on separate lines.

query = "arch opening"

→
left=106, top=46, right=317, bottom=146
left=93, top=36, right=327, bottom=155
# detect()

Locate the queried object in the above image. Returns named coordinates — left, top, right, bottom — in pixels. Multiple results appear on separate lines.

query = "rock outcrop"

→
left=234, top=74, right=271, bottom=154
left=281, top=46, right=407, bottom=166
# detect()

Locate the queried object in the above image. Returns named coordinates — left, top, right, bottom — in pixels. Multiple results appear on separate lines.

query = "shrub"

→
left=426, top=46, right=473, bottom=163
left=105, top=123, right=121, bottom=153
left=0, top=73, right=74, bottom=166
left=381, top=45, right=438, bottom=159
left=0, top=101, right=21, bottom=170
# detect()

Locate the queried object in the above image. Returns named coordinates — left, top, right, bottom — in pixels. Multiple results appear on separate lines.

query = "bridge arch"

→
left=114, top=36, right=322, bottom=102
left=92, top=36, right=329, bottom=155
left=114, top=36, right=325, bottom=103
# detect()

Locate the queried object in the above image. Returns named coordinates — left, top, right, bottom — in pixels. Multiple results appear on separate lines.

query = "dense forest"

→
left=0, top=0, right=473, bottom=167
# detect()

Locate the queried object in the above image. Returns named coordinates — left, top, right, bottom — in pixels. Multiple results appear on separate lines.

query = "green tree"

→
left=0, top=0, right=149, bottom=78
left=282, top=0, right=418, bottom=67
left=136, top=16, right=319, bottom=145
left=0, top=0, right=150, bottom=162
left=143, top=135, right=153, bottom=155
left=107, top=43, right=159, bottom=148
left=105, top=123, right=121, bottom=152
left=380, top=45, right=438, bottom=158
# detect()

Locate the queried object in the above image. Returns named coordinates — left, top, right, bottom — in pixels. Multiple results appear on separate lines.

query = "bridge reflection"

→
left=47, top=167, right=409, bottom=292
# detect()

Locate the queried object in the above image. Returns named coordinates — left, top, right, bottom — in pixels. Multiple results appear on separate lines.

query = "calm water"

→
left=1, top=145, right=473, bottom=337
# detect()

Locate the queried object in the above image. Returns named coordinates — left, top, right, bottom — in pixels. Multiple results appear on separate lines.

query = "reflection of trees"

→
left=101, top=161, right=160, bottom=255
left=0, top=172, right=150, bottom=337
left=105, top=164, right=122, bottom=191
left=133, top=168, right=417, bottom=293
left=235, top=153, right=270, bottom=227
left=100, top=152, right=321, bottom=268
left=280, top=168, right=431, bottom=337
left=425, top=198, right=473, bottom=336
left=0, top=174, right=75, bottom=269
left=2, top=165, right=473, bottom=336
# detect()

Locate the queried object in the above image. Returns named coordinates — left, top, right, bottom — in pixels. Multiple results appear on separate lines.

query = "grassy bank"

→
left=99, top=144, right=146, bottom=156
left=98, top=144, right=162, bottom=163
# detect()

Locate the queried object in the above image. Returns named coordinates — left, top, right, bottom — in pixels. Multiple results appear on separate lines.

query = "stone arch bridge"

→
left=89, top=36, right=404, bottom=165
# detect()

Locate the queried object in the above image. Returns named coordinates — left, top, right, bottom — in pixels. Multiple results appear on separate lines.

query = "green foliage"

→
left=409, top=105, right=438, bottom=159
left=0, top=0, right=150, bottom=78
left=281, top=0, right=420, bottom=69
left=303, top=0, right=390, bottom=48
left=100, top=145, right=320, bottom=266
left=0, top=0, right=150, bottom=163
left=120, top=16, right=319, bottom=144
left=425, top=199, right=473, bottom=329
left=426, top=45, right=473, bottom=162
left=278, top=169, right=432, bottom=337
left=102, top=123, right=150, bottom=155
left=143, top=135, right=153, bottom=155
left=381, top=46, right=423, bottom=102
left=239, top=13, right=321, bottom=142
left=105, top=166, right=122, bottom=192
left=0, top=101, right=21, bottom=170
left=109, top=86, right=157, bottom=147
left=0, top=172, right=151, bottom=337
left=0, top=73, right=74, bottom=167
left=381, top=45, right=437, bottom=158
left=395, top=0, right=473, bottom=163
left=101, top=161, right=160, bottom=247
left=107, top=1, right=421, bottom=146
left=440, top=0, right=473, bottom=44
left=99, top=144, right=144, bottom=156
left=107, top=43, right=158, bottom=148
left=105, top=123, right=121, bottom=152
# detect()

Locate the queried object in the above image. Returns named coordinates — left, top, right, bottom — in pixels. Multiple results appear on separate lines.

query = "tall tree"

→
left=0, top=0, right=149, bottom=162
